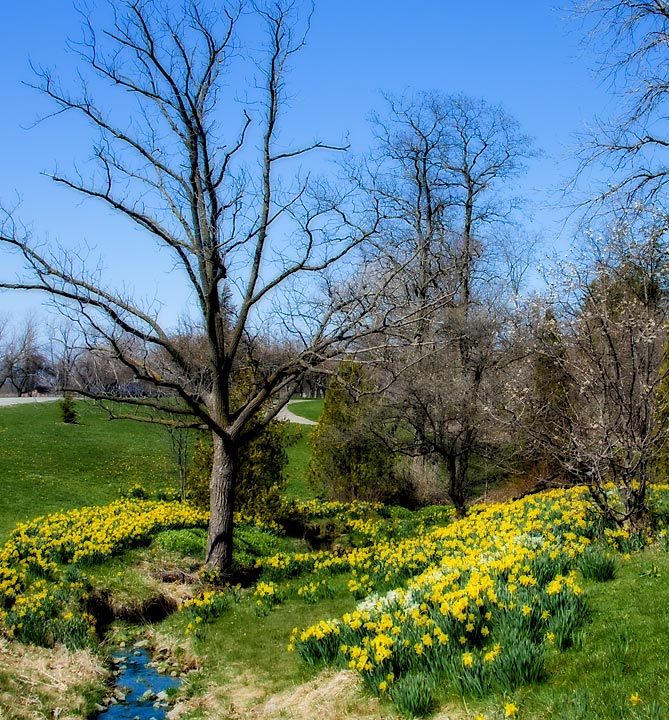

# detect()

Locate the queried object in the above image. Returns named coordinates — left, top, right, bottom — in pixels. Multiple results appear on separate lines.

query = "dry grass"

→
left=171, top=668, right=402, bottom=720
left=0, top=639, right=107, bottom=720
left=252, top=670, right=382, bottom=720
left=166, top=658, right=481, bottom=720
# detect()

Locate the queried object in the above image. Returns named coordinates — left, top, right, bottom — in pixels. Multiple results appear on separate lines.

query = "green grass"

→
left=170, top=544, right=669, bottom=719
left=0, top=400, right=177, bottom=542
left=178, top=575, right=355, bottom=693
left=6, top=399, right=669, bottom=718
left=284, top=425, right=314, bottom=500
left=465, top=546, right=669, bottom=720
left=289, top=398, right=324, bottom=423
left=0, top=400, right=316, bottom=543
left=539, top=548, right=669, bottom=718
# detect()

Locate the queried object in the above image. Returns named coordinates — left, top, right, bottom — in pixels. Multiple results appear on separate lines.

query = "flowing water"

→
left=97, top=648, right=180, bottom=720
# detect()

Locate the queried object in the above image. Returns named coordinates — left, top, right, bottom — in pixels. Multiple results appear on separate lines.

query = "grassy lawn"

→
left=282, top=399, right=322, bottom=501
left=531, top=547, right=669, bottom=719
left=0, top=400, right=317, bottom=542
left=289, top=398, right=324, bottom=423
left=284, top=425, right=314, bottom=500
left=0, top=400, right=178, bottom=542
left=177, top=575, right=356, bottom=691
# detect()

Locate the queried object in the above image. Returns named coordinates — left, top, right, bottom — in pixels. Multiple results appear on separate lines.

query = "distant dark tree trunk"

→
left=444, top=434, right=474, bottom=517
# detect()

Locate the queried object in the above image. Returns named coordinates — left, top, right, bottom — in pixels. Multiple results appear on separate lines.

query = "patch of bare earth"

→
left=0, top=638, right=107, bottom=720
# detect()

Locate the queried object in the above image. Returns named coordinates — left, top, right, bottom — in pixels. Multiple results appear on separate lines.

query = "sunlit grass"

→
left=284, top=425, right=314, bottom=500
left=168, top=542, right=669, bottom=720
left=0, top=400, right=320, bottom=543
left=464, top=546, right=669, bottom=720
left=289, top=399, right=324, bottom=423
left=172, top=574, right=356, bottom=693
left=4, top=399, right=669, bottom=718
left=0, top=401, right=177, bottom=542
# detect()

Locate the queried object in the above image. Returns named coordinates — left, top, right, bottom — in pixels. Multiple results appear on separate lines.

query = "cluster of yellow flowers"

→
left=293, top=488, right=598, bottom=706
left=3, top=499, right=206, bottom=582
left=179, top=589, right=232, bottom=637
left=233, top=513, right=284, bottom=535
left=179, top=589, right=227, bottom=614
left=257, top=500, right=457, bottom=586
left=254, top=580, right=281, bottom=615
left=0, top=499, right=207, bottom=644
left=296, top=579, right=334, bottom=604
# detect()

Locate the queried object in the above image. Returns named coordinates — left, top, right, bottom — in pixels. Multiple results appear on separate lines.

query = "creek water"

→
left=97, top=648, right=180, bottom=720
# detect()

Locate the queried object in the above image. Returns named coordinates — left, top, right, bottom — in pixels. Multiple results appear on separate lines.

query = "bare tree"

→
left=576, top=0, right=669, bottom=209
left=0, top=317, right=53, bottom=396
left=382, top=301, right=519, bottom=514
left=47, top=318, right=86, bottom=392
left=358, top=92, right=533, bottom=513
left=0, top=0, right=386, bottom=574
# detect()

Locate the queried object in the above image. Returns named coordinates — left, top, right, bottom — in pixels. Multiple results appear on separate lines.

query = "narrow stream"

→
left=97, top=648, right=180, bottom=720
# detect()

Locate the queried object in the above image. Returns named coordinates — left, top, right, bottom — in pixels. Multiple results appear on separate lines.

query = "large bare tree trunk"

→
left=206, top=432, right=237, bottom=575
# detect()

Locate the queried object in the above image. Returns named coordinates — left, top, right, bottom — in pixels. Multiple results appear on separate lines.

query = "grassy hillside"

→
left=0, top=400, right=320, bottom=542
left=283, top=398, right=321, bottom=500
left=179, top=546, right=669, bottom=720
left=518, top=546, right=669, bottom=719
left=0, top=401, right=176, bottom=542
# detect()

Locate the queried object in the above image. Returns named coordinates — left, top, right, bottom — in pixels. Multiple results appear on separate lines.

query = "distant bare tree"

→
left=0, top=318, right=53, bottom=396
left=47, top=318, right=86, bottom=392
left=166, top=422, right=195, bottom=503
left=576, top=0, right=669, bottom=209
left=0, top=0, right=395, bottom=575
left=359, top=92, right=533, bottom=513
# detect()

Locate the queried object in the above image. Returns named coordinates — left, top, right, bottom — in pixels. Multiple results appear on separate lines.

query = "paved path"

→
left=277, top=400, right=317, bottom=425
left=0, top=396, right=61, bottom=407
left=0, top=396, right=320, bottom=427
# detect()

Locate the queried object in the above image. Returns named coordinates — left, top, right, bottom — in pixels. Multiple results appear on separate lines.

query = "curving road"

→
left=276, top=400, right=317, bottom=425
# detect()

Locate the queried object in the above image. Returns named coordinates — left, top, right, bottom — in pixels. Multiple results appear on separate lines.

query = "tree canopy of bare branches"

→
left=577, top=0, right=669, bottom=209
left=357, top=92, right=533, bottom=513
left=0, top=0, right=386, bottom=574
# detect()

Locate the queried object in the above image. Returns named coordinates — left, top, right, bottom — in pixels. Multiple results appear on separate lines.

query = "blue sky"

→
left=0, top=1, right=611, bottom=326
